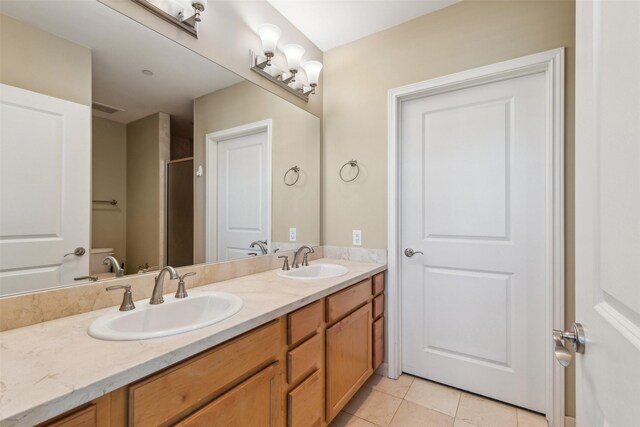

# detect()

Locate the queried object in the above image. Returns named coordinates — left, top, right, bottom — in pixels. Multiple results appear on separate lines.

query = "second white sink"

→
left=278, top=263, right=348, bottom=280
left=88, top=291, right=243, bottom=341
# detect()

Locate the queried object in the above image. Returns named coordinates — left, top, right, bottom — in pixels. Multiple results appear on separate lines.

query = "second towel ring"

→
left=284, top=166, right=300, bottom=186
left=339, top=160, right=360, bottom=182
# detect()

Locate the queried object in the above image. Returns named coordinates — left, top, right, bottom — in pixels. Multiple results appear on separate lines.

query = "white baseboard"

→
left=375, top=363, right=389, bottom=377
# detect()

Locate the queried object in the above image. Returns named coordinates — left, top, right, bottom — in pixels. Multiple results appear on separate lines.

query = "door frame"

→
left=204, top=119, right=272, bottom=262
left=387, top=48, right=565, bottom=425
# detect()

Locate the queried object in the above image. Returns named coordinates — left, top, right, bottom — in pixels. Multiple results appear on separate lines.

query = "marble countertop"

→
left=0, top=258, right=386, bottom=426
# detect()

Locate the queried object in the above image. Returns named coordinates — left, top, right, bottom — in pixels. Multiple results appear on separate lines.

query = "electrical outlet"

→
left=353, top=229, right=362, bottom=246
left=289, top=228, right=297, bottom=242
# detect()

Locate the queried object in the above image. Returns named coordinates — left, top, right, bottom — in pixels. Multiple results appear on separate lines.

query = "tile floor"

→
left=330, top=374, right=548, bottom=427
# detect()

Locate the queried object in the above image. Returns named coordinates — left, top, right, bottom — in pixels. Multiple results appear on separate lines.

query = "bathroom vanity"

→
left=0, top=260, right=385, bottom=426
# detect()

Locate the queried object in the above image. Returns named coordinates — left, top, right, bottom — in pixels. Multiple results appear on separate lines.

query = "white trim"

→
left=387, top=48, right=565, bottom=427
left=205, top=119, right=273, bottom=262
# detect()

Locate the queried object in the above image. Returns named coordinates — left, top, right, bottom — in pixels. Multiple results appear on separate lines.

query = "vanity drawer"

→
left=175, top=363, right=278, bottom=427
left=129, top=320, right=281, bottom=426
left=287, top=333, right=322, bottom=385
left=40, top=404, right=97, bottom=427
left=372, top=272, right=385, bottom=296
left=288, top=300, right=322, bottom=346
left=287, top=370, right=323, bottom=427
left=373, top=294, right=384, bottom=319
left=373, top=316, right=385, bottom=370
left=326, top=278, right=371, bottom=323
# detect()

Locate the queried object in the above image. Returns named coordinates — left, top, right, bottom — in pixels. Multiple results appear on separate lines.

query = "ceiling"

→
left=266, top=0, right=462, bottom=51
left=1, top=0, right=243, bottom=123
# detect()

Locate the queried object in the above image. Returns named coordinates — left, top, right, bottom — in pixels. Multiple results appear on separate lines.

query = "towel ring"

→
left=284, top=166, right=300, bottom=186
left=339, top=160, right=360, bottom=182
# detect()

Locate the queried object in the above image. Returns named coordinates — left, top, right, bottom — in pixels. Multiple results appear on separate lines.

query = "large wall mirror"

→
left=0, top=0, right=320, bottom=296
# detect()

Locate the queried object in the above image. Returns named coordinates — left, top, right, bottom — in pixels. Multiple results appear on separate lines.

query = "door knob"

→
left=404, top=248, right=424, bottom=257
left=64, top=247, right=86, bottom=257
left=553, top=323, right=585, bottom=367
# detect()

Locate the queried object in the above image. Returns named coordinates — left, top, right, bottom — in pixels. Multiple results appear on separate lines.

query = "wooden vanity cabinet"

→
left=37, top=270, right=386, bottom=427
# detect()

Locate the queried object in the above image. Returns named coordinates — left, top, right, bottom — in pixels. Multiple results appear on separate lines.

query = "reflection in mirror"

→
left=0, top=0, right=320, bottom=296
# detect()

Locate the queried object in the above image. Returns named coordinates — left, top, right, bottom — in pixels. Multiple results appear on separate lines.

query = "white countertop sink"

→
left=88, top=291, right=243, bottom=341
left=277, top=263, right=349, bottom=280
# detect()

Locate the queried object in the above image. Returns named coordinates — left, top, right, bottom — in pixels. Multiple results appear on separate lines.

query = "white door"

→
left=0, top=84, right=90, bottom=295
left=575, top=0, right=640, bottom=425
left=207, top=125, right=270, bottom=261
left=401, top=72, right=548, bottom=412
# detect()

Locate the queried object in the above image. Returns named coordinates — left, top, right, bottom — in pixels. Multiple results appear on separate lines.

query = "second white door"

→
left=401, top=71, right=548, bottom=412
left=214, top=128, right=270, bottom=261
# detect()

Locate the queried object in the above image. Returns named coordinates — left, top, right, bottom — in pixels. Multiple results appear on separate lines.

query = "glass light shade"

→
left=283, top=44, right=305, bottom=72
left=192, top=0, right=207, bottom=8
left=302, top=60, right=323, bottom=86
left=258, top=23, right=281, bottom=55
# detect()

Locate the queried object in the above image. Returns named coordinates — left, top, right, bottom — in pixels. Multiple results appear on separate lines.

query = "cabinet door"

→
left=175, top=363, right=279, bottom=427
left=326, top=303, right=373, bottom=422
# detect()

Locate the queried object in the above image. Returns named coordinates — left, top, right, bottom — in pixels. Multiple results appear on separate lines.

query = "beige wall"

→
left=126, top=113, right=170, bottom=274
left=0, top=14, right=91, bottom=106
left=92, top=117, right=127, bottom=262
left=321, top=0, right=576, bottom=415
left=98, top=0, right=323, bottom=117
left=193, top=81, right=321, bottom=263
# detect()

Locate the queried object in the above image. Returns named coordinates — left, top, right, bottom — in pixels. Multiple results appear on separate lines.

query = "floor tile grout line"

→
left=353, top=412, right=384, bottom=427
left=453, top=390, right=462, bottom=419
left=362, top=382, right=411, bottom=401
left=386, top=396, right=404, bottom=427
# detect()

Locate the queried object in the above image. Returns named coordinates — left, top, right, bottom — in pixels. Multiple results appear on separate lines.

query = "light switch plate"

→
left=289, top=228, right=297, bottom=242
left=353, top=229, right=362, bottom=246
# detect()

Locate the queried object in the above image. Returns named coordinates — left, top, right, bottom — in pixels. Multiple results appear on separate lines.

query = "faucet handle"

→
left=278, top=255, right=290, bottom=271
left=106, top=284, right=135, bottom=311
left=179, top=272, right=196, bottom=280
left=302, top=253, right=310, bottom=267
left=176, top=272, right=196, bottom=298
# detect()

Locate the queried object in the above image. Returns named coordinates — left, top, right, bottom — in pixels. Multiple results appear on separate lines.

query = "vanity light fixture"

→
left=250, top=23, right=322, bottom=102
left=131, top=0, right=207, bottom=37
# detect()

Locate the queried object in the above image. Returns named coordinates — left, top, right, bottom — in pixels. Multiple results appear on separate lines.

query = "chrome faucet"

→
left=292, top=245, right=314, bottom=268
left=103, top=256, right=124, bottom=277
left=150, top=266, right=178, bottom=305
left=249, top=240, right=268, bottom=255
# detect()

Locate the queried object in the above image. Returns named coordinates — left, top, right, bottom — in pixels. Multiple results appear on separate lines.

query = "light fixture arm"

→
left=249, top=50, right=318, bottom=102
